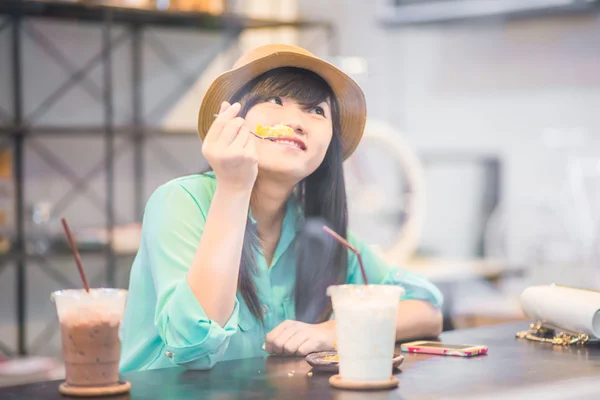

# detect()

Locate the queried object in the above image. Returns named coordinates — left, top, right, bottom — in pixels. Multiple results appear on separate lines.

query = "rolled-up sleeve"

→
left=143, top=182, right=240, bottom=368
left=346, top=234, right=444, bottom=308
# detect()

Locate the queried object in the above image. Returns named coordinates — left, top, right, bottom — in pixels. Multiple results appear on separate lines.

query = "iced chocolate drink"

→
left=60, top=317, right=121, bottom=386
left=52, top=288, right=127, bottom=388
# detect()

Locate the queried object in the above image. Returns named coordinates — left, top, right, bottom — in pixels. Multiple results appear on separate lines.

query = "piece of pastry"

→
left=255, top=123, right=295, bottom=138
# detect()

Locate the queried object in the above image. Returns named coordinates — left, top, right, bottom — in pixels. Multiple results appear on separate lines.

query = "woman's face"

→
left=244, top=96, right=333, bottom=181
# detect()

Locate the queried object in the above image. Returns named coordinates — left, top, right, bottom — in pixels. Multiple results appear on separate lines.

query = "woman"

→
left=119, top=44, right=443, bottom=372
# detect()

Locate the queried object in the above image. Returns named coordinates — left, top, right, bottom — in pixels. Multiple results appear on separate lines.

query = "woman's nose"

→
left=281, top=108, right=306, bottom=136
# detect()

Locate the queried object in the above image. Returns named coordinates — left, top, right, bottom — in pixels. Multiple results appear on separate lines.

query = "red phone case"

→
left=401, top=344, right=488, bottom=357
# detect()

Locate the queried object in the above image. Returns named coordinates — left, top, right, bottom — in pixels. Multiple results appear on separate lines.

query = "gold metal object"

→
left=516, top=322, right=590, bottom=346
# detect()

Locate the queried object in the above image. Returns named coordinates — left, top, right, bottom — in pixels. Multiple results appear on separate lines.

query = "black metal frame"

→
left=0, top=1, right=333, bottom=356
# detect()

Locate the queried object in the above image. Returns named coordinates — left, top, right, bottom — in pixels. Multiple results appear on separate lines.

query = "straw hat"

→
left=197, top=44, right=366, bottom=160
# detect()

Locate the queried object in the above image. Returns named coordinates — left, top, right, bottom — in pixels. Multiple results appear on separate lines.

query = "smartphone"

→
left=400, top=340, right=488, bottom=357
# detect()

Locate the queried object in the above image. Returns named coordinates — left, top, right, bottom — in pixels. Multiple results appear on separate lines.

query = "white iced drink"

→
left=327, top=284, right=403, bottom=382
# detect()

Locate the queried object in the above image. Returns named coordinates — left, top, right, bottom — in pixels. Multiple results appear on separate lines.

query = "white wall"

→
left=297, top=1, right=600, bottom=268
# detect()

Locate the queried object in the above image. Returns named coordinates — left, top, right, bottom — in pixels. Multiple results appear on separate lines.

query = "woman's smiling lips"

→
left=271, top=136, right=307, bottom=151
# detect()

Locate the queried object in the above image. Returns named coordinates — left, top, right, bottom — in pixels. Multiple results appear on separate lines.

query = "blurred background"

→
left=1, top=0, right=600, bottom=385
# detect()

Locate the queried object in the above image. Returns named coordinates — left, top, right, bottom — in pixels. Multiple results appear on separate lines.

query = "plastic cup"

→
left=327, top=284, right=403, bottom=382
left=51, top=288, right=127, bottom=387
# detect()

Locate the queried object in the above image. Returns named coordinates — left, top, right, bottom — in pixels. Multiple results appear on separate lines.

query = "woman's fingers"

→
left=265, top=320, right=297, bottom=354
left=230, top=124, right=250, bottom=150
left=218, top=117, right=245, bottom=146
left=219, top=101, right=230, bottom=113
left=271, top=327, right=300, bottom=355
left=283, top=332, right=310, bottom=355
left=297, top=340, right=321, bottom=356
left=204, top=102, right=240, bottom=144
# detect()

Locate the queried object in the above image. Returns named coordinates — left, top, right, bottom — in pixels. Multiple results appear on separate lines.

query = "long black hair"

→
left=206, top=67, right=348, bottom=324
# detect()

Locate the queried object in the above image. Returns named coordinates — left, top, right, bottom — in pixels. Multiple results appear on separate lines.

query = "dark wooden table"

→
left=3, top=322, right=600, bottom=400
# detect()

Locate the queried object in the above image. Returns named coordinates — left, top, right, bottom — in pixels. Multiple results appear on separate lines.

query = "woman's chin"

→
left=258, top=161, right=313, bottom=181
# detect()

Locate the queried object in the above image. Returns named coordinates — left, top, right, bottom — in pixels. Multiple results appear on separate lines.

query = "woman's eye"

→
left=267, top=97, right=283, bottom=106
left=309, top=106, right=325, bottom=116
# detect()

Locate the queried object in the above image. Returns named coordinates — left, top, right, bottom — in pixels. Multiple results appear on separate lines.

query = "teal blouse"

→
left=119, top=173, right=443, bottom=372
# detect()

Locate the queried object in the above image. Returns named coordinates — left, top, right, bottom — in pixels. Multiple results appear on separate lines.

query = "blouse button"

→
left=165, top=351, right=174, bottom=358
left=262, top=304, right=269, bottom=314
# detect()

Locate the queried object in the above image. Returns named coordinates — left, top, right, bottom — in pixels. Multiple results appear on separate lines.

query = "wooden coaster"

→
left=329, top=375, right=399, bottom=391
left=59, top=381, right=131, bottom=397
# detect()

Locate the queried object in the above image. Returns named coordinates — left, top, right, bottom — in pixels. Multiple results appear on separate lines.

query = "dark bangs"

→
left=231, top=67, right=334, bottom=116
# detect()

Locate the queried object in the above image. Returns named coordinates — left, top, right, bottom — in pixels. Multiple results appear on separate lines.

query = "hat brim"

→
left=198, top=51, right=366, bottom=160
